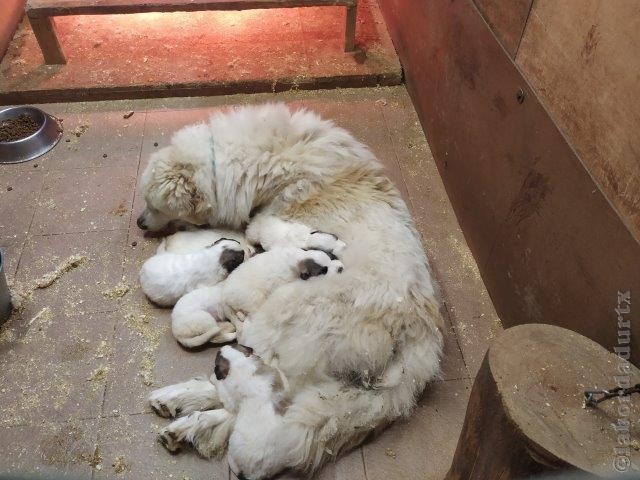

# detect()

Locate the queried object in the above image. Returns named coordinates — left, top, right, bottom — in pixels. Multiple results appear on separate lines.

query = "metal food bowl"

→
left=0, top=106, right=62, bottom=164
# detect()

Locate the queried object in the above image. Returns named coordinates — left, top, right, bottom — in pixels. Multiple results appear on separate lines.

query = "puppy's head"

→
left=298, top=258, right=328, bottom=280
left=210, top=238, right=245, bottom=273
left=214, top=344, right=256, bottom=381
left=137, top=124, right=216, bottom=232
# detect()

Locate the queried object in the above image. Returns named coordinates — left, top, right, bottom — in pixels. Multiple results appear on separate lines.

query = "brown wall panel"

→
left=378, top=0, right=640, bottom=364
left=473, top=0, right=532, bottom=57
left=517, top=0, right=640, bottom=242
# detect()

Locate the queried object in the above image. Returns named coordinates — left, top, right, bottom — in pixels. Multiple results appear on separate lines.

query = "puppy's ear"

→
left=214, top=351, right=230, bottom=380
left=298, top=259, right=329, bottom=280
left=232, top=344, right=254, bottom=357
left=220, top=249, right=245, bottom=273
left=156, top=162, right=202, bottom=214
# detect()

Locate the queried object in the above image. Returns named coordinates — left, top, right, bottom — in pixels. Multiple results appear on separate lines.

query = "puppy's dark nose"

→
left=137, top=215, right=147, bottom=230
left=237, top=473, right=249, bottom=480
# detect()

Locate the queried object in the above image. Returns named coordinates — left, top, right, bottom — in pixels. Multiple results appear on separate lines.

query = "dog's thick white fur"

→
left=141, top=103, right=443, bottom=478
left=140, top=238, right=245, bottom=307
left=172, top=247, right=342, bottom=347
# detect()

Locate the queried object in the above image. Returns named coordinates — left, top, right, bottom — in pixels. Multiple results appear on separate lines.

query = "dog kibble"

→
left=7, top=186, right=12, bottom=191
left=123, top=111, right=134, bottom=119
left=131, top=241, right=137, bottom=247
left=65, top=138, right=70, bottom=143
left=103, top=153, right=108, bottom=158
left=153, top=142, right=158, bottom=147
left=33, top=163, right=38, bottom=168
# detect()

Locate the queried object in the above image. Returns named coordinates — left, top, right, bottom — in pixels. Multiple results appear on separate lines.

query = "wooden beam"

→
left=26, top=0, right=355, bottom=16
left=27, top=14, right=66, bottom=65
left=344, top=3, right=357, bottom=52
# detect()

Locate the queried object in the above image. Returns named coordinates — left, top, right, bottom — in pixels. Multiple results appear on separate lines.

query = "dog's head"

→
left=209, top=238, right=245, bottom=273
left=137, top=124, right=217, bottom=232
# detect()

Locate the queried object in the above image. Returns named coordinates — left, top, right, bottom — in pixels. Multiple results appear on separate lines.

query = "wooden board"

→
left=377, top=0, right=640, bottom=364
left=516, top=0, right=640, bottom=242
left=472, top=0, right=533, bottom=57
left=27, top=0, right=354, bottom=16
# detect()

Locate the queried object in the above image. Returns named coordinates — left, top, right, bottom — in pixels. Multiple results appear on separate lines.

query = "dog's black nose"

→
left=137, top=215, right=147, bottom=230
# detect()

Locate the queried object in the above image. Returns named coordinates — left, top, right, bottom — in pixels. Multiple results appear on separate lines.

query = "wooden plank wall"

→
left=516, top=0, right=640, bottom=242
left=377, top=0, right=640, bottom=364
left=476, top=0, right=640, bottom=242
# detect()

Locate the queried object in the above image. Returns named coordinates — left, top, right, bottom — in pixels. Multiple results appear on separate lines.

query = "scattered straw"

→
left=102, top=281, right=130, bottom=299
left=35, top=254, right=88, bottom=289
left=112, top=456, right=131, bottom=474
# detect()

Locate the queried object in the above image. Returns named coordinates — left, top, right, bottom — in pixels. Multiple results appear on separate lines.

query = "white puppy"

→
left=171, top=286, right=236, bottom=348
left=246, top=215, right=346, bottom=257
left=157, top=344, right=295, bottom=473
left=172, top=247, right=343, bottom=347
left=140, top=238, right=245, bottom=307
left=157, top=229, right=253, bottom=258
left=221, top=247, right=344, bottom=330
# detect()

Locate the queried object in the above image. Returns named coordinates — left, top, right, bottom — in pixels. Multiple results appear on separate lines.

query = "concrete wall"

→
left=0, top=0, right=25, bottom=60
left=477, top=0, right=640, bottom=242
left=377, top=0, right=640, bottom=364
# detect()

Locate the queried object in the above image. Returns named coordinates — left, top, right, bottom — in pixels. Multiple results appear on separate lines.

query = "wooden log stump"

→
left=446, top=324, right=640, bottom=479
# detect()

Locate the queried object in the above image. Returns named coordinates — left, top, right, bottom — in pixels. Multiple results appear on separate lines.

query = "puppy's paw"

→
left=210, top=321, right=237, bottom=344
left=307, top=231, right=346, bottom=258
left=159, top=414, right=198, bottom=452
left=148, top=378, right=218, bottom=418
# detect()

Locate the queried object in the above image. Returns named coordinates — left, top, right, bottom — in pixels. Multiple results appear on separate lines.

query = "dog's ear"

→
left=298, top=259, right=329, bottom=280
left=232, top=344, right=254, bottom=357
left=220, top=248, right=245, bottom=273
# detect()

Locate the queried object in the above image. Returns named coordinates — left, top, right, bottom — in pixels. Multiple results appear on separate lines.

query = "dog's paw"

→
left=158, top=414, right=197, bottom=452
left=307, top=231, right=346, bottom=258
left=211, top=321, right=237, bottom=344
left=148, top=378, right=218, bottom=418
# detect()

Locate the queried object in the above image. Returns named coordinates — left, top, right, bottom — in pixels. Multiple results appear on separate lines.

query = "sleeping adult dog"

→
left=138, top=103, right=443, bottom=479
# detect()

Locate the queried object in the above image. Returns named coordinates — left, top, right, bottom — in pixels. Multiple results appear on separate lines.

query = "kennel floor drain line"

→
left=26, top=0, right=358, bottom=65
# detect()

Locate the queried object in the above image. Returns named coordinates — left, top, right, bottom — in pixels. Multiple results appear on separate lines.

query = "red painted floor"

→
left=0, top=0, right=401, bottom=103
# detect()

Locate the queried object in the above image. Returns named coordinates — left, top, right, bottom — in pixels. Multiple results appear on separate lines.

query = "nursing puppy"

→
left=141, top=103, right=443, bottom=479
left=157, top=344, right=294, bottom=478
left=158, top=228, right=253, bottom=258
left=140, top=238, right=245, bottom=307
left=222, top=247, right=343, bottom=331
left=172, top=247, right=343, bottom=347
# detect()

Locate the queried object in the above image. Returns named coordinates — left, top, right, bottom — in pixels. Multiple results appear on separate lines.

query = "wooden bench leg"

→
left=28, top=14, right=66, bottom=65
left=344, top=4, right=357, bottom=52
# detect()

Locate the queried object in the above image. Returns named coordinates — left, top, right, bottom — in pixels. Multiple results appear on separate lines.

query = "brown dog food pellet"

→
left=123, top=111, right=134, bottom=119
left=33, top=163, right=38, bottom=168
left=7, top=186, right=13, bottom=191
left=0, top=113, right=40, bottom=142
left=131, top=241, right=137, bottom=247
left=103, top=153, right=108, bottom=158
left=153, top=142, right=158, bottom=147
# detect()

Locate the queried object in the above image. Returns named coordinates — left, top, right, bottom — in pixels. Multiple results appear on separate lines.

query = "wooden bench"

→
left=26, top=0, right=358, bottom=65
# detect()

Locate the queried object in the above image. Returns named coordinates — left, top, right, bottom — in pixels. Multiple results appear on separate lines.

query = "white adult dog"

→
left=138, top=103, right=443, bottom=479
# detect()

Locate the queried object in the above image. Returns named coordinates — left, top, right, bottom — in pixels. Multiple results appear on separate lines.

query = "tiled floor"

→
left=0, top=86, right=501, bottom=480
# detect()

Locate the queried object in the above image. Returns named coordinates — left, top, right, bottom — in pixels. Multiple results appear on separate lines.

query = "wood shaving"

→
left=112, top=456, right=131, bottom=474
left=384, top=448, right=397, bottom=459
left=35, top=254, right=88, bottom=289
left=102, top=281, right=130, bottom=299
